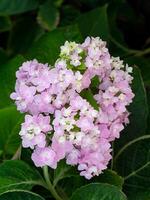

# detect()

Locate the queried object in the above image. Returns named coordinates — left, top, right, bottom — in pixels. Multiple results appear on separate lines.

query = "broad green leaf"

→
left=113, top=66, right=149, bottom=199
left=0, top=106, right=23, bottom=156
left=58, top=176, right=85, bottom=198
left=108, top=0, right=125, bottom=45
left=76, top=6, right=109, bottom=40
left=53, top=160, right=78, bottom=187
left=0, top=0, right=39, bottom=16
left=147, top=89, right=150, bottom=133
left=125, top=56, right=150, bottom=86
left=80, top=89, right=99, bottom=110
left=127, top=190, right=150, bottom=200
left=78, top=0, right=108, bottom=8
left=90, top=75, right=100, bottom=95
left=0, top=16, right=11, bottom=32
left=107, top=0, right=130, bottom=57
left=26, top=25, right=82, bottom=64
left=0, top=48, right=8, bottom=64
left=37, top=0, right=59, bottom=31
left=7, top=16, right=44, bottom=55
left=0, top=190, right=45, bottom=200
left=59, top=170, right=124, bottom=198
left=114, top=67, right=148, bottom=151
left=92, top=169, right=124, bottom=189
left=71, top=183, right=127, bottom=200
left=60, top=5, right=80, bottom=26
left=0, top=160, right=44, bottom=194
left=0, top=55, right=25, bottom=108
left=114, top=136, right=150, bottom=200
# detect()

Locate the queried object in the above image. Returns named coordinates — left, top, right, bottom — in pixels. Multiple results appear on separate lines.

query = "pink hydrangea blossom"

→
left=11, top=36, right=134, bottom=179
left=19, top=114, right=51, bottom=149
left=32, top=147, right=57, bottom=169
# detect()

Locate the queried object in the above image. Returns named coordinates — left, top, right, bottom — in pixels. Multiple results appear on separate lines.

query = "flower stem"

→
left=43, top=166, right=63, bottom=200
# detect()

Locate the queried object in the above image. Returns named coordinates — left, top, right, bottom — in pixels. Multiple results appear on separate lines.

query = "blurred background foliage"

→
left=0, top=0, right=150, bottom=200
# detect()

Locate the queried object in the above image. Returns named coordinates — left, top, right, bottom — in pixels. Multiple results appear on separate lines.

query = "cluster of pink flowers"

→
left=11, top=37, right=134, bottom=179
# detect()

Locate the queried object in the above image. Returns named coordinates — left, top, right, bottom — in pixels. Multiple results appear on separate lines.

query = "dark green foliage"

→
left=0, top=0, right=149, bottom=199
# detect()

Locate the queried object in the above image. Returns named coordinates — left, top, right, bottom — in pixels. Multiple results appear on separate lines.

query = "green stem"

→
left=43, top=166, right=63, bottom=200
left=114, top=135, right=150, bottom=164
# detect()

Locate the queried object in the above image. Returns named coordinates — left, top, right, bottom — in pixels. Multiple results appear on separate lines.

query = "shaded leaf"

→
left=0, top=190, right=45, bottom=200
left=58, top=176, right=85, bottom=198
left=0, top=160, right=44, bottom=194
left=80, top=89, right=99, bottom=110
left=76, top=6, right=109, bottom=40
left=71, top=183, right=127, bottom=200
left=37, top=0, right=59, bottom=31
left=0, top=0, right=39, bottom=16
left=60, top=5, right=80, bottom=26
left=0, top=106, right=23, bottom=156
left=0, top=48, right=8, bottom=64
left=125, top=56, right=150, bottom=86
left=0, top=55, right=25, bottom=108
left=92, top=169, right=124, bottom=189
left=7, top=16, right=44, bottom=56
left=114, top=136, right=150, bottom=200
left=114, top=67, right=148, bottom=151
left=78, top=0, right=109, bottom=8
left=127, top=190, right=150, bottom=200
left=0, top=16, right=11, bottom=32
left=58, top=169, right=124, bottom=198
left=53, top=160, right=78, bottom=187
left=26, top=25, right=82, bottom=64
left=107, top=0, right=130, bottom=56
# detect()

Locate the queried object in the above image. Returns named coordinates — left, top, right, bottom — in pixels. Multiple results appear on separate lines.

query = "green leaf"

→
left=0, top=160, right=44, bottom=194
left=58, top=169, right=124, bottom=198
left=71, top=183, right=127, bottom=200
left=7, top=16, right=44, bottom=56
left=78, top=0, right=108, bottom=8
left=107, top=0, right=130, bottom=57
left=0, top=55, right=25, bottom=108
left=60, top=5, right=80, bottom=26
left=0, top=190, right=45, bottom=200
left=108, top=0, right=125, bottom=45
left=146, top=89, right=150, bottom=133
left=92, top=169, right=124, bottom=189
left=0, top=16, right=11, bottom=32
left=57, top=169, right=121, bottom=198
left=114, top=135, right=150, bottom=200
left=26, top=25, right=82, bottom=64
left=90, top=75, right=100, bottom=94
left=58, top=176, right=85, bottom=198
left=76, top=6, right=109, bottom=40
left=125, top=56, right=150, bottom=86
left=114, top=67, right=148, bottom=151
left=80, top=89, right=99, bottom=110
left=0, top=48, right=8, bottom=64
left=53, top=159, right=78, bottom=187
left=0, top=106, right=23, bottom=156
left=37, top=0, right=59, bottom=31
left=127, top=190, right=150, bottom=200
left=0, top=0, right=39, bottom=16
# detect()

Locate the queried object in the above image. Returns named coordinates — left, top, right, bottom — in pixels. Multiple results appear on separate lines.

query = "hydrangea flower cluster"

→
left=11, top=37, right=134, bottom=179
